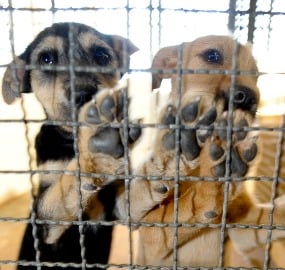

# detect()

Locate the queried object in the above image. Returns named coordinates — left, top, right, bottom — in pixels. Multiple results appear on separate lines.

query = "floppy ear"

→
left=2, top=56, right=31, bottom=104
left=151, top=45, right=179, bottom=89
left=109, top=35, right=138, bottom=73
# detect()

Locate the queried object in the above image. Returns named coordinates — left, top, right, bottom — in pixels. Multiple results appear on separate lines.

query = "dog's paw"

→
left=159, top=95, right=257, bottom=177
left=84, top=89, right=141, bottom=158
left=208, top=111, right=257, bottom=177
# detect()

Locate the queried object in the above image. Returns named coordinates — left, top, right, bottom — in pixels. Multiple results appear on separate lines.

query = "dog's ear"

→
left=2, top=56, right=31, bottom=104
left=151, top=45, right=179, bottom=89
left=108, top=35, right=138, bottom=73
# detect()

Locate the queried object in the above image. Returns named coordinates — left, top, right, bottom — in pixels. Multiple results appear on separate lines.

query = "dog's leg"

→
left=227, top=193, right=285, bottom=267
left=37, top=87, right=144, bottom=243
left=129, top=91, right=259, bottom=264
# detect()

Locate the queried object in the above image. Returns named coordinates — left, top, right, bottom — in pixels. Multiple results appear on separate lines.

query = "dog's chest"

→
left=35, top=124, right=75, bottom=165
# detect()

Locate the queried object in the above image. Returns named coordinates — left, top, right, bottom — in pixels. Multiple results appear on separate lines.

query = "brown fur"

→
left=127, top=36, right=285, bottom=267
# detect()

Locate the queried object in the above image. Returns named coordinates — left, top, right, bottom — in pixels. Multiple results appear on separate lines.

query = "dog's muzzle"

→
left=74, top=86, right=98, bottom=108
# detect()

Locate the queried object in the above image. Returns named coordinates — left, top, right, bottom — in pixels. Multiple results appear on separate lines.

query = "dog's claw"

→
left=129, top=127, right=141, bottom=143
left=82, top=183, right=98, bottom=191
left=162, top=106, right=176, bottom=125
left=88, top=127, right=124, bottom=158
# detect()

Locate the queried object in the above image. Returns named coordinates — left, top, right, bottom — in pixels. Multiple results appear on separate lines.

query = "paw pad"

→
left=84, top=91, right=141, bottom=159
left=85, top=105, right=101, bottom=124
left=99, top=96, right=115, bottom=121
left=89, top=127, right=124, bottom=159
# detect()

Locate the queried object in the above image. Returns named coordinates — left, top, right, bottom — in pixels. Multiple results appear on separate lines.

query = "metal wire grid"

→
left=0, top=0, right=285, bottom=269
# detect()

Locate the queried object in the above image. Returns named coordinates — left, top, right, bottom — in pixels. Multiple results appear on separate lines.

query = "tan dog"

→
left=130, top=36, right=285, bottom=268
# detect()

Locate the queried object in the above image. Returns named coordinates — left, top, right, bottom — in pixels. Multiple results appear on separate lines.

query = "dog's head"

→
left=152, top=35, right=259, bottom=116
left=2, top=22, right=138, bottom=122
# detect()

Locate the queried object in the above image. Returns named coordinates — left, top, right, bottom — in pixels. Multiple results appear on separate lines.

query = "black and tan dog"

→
left=2, top=22, right=138, bottom=269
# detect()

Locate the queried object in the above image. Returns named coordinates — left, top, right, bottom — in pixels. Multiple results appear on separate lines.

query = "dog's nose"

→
left=222, top=85, right=258, bottom=115
left=233, top=85, right=258, bottom=114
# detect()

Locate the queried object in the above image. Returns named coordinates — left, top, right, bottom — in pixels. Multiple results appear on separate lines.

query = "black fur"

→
left=18, top=126, right=117, bottom=269
left=35, top=125, right=75, bottom=165
left=18, top=222, right=113, bottom=270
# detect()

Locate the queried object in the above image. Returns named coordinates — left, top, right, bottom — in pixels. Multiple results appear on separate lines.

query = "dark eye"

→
left=201, top=49, right=223, bottom=65
left=93, top=47, right=111, bottom=66
left=38, top=50, right=58, bottom=65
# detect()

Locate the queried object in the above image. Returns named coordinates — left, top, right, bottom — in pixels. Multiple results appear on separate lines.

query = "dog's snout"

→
left=74, top=86, right=98, bottom=108
left=221, top=85, right=258, bottom=115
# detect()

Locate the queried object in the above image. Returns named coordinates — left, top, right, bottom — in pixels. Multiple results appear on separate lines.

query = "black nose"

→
left=222, top=85, right=258, bottom=115
left=74, top=86, right=98, bottom=108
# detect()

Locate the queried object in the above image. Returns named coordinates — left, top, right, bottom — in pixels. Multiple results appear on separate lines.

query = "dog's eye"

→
left=92, top=47, right=111, bottom=66
left=38, top=51, right=58, bottom=65
left=201, top=49, right=223, bottom=65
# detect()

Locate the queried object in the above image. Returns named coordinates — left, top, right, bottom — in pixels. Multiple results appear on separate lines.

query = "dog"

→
left=130, top=36, right=285, bottom=267
left=2, top=22, right=138, bottom=269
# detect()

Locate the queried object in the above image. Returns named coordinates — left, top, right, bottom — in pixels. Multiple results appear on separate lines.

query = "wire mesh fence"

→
left=0, top=0, right=285, bottom=269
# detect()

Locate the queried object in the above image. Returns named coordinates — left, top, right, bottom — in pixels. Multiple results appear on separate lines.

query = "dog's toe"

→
left=181, top=101, right=199, bottom=123
left=234, top=118, right=248, bottom=141
left=85, top=104, right=101, bottom=124
left=196, top=107, right=217, bottom=143
left=230, top=148, right=248, bottom=177
left=209, top=144, right=224, bottom=161
left=181, top=129, right=201, bottom=161
left=99, top=95, right=115, bottom=121
left=242, top=143, right=257, bottom=162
